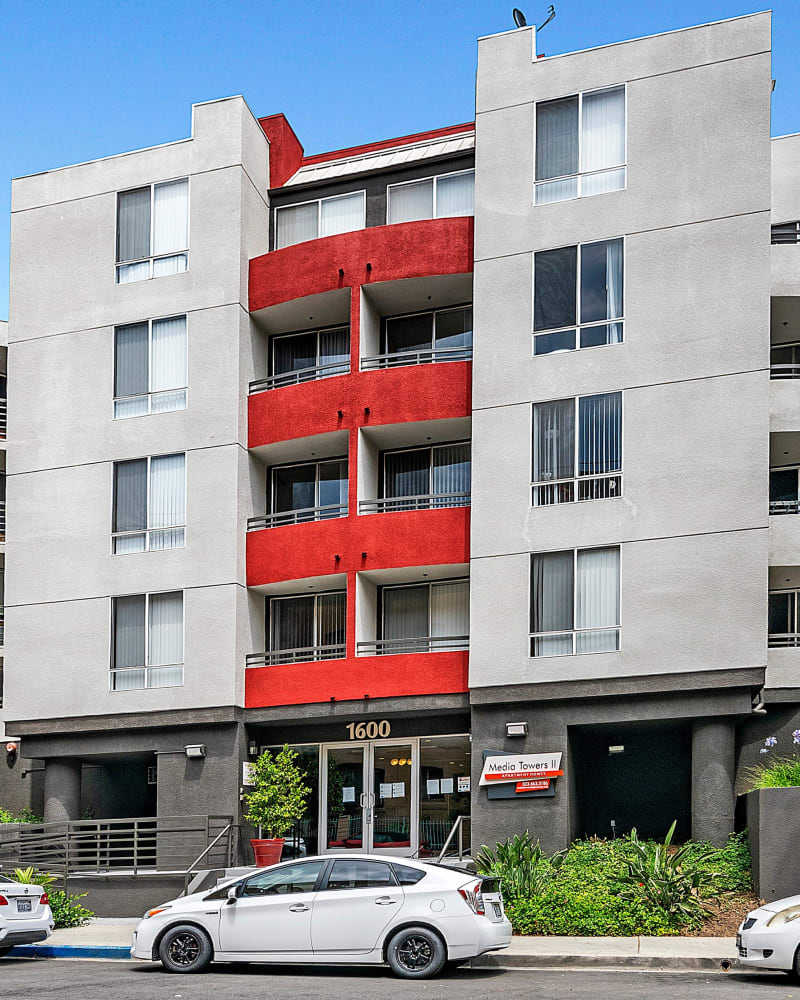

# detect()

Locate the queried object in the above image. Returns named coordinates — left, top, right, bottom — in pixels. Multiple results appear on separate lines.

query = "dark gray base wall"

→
left=66, top=874, right=188, bottom=919
left=745, top=787, right=800, bottom=902
left=736, top=702, right=800, bottom=795
left=0, top=751, right=44, bottom=818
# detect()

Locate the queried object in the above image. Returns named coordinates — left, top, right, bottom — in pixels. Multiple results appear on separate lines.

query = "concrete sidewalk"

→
left=6, top=922, right=741, bottom=969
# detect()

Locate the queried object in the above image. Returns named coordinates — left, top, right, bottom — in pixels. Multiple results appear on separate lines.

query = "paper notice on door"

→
left=440, top=778, right=454, bottom=794
left=458, top=776, right=471, bottom=793
left=426, top=779, right=440, bottom=795
left=379, top=782, right=393, bottom=799
left=342, top=786, right=356, bottom=803
left=392, top=781, right=405, bottom=798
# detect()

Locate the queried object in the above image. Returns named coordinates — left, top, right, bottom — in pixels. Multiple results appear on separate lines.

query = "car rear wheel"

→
left=792, top=945, right=800, bottom=981
left=386, top=926, right=446, bottom=979
left=0, top=946, right=13, bottom=958
left=157, top=925, right=213, bottom=974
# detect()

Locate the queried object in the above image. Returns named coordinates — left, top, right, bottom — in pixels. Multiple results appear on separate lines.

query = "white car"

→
left=0, top=875, right=54, bottom=955
left=738, top=894, right=800, bottom=975
left=132, top=854, right=511, bottom=978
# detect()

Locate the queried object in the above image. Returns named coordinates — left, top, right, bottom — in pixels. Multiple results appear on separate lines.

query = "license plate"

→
left=493, top=903, right=502, bottom=918
left=16, top=899, right=32, bottom=913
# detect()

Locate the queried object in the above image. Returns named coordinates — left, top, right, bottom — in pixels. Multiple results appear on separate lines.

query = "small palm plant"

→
left=476, top=832, right=565, bottom=897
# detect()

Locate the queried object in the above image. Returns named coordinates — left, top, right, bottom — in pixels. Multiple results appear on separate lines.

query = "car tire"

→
left=157, top=924, right=213, bottom=974
left=386, top=926, right=447, bottom=979
left=0, top=946, right=12, bottom=958
left=792, top=945, right=800, bottom=981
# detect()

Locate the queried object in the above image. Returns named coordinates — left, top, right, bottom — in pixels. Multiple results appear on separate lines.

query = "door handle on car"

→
left=288, top=903, right=310, bottom=912
left=374, top=896, right=398, bottom=905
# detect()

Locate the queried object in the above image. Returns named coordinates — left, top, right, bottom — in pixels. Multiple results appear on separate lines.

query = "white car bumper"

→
left=476, top=917, right=512, bottom=955
left=130, top=919, right=160, bottom=961
left=0, top=915, right=54, bottom=947
left=738, top=911, right=799, bottom=972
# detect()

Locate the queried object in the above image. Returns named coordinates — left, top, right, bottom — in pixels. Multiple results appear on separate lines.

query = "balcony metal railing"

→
left=0, top=500, right=6, bottom=541
left=770, top=364, right=800, bottom=380
left=249, top=361, right=350, bottom=394
left=360, top=346, right=472, bottom=371
left=533, top=473, right=622, bottom=507
left=247, top=504, right=348, bottom=531
left=772, top=222, right=800, bottom=245
left=358, top=492, right=470, bottom=514
left=770, top=500, right=800, bottom=515
left=0, top=398, right=6, bottom=439
left=0, top=611, right=5, bottom=647
left=769, top=633, right=800, bottom=648
left=357, top=635, right=469, bottom=656
left=246, top=644, right=347, bottom=667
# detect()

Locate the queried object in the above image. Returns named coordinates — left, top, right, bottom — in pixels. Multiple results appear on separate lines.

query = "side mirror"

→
left=226, top=886, right=238, bottom=904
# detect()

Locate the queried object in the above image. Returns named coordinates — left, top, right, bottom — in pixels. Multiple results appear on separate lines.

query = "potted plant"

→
left=244, top=744, right=311, bottom=867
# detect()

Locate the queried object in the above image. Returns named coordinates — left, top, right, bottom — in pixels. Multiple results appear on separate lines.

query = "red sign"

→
left=516, top=778, right=551, bottom=793
left=484, top=768, right=563, bottom=783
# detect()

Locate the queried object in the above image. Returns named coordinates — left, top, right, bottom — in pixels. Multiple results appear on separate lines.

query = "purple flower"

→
left=765, top=737, right=778, bottom=747
left=794, top=730, right=800, bottom=743
left=760, top=748, right=768, bottom=754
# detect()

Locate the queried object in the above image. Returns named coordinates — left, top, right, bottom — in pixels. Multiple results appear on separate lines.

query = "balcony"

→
left=247, top=644, right=346, bottom=666
left=357, top=635, right=468, bottom=655
left=359, top=491, right=470, bottom=514
left=771, top=500, right=800, bottom=515
left=248, top=503, right=348, bottom=531
left=361, top=345, right=471, bottom=370
left=250, top=360, right=350, bottom=394
left=0, top=398, right=6, bottom=439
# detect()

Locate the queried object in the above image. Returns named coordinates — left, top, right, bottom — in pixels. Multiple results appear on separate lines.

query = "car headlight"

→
left=143, top=905, right=172, bottom=919
left=767, top=905, right=800, bottom=927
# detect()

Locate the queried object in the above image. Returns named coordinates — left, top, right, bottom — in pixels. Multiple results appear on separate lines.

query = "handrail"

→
left=360, top=346, right=472, bottom=370
left=0, top=398, right=6, bottom=439
left=182, top=822, right=233, bottom=895
left=770, top=500, right=800, bottom=515
left=770, top=364, right=800, bottom=379
left=357, top=635, right=468, bottom=656
left=768, top=633, right=800, bottom=648
left=247, top=503, right=348, bottom=530
left=436, top=814, right=470, bottom=864
left=359, top=492, right=470, bottom=514
left=247, top=644, right=347, bottom=667
left=249, top=360, right=349, bottom=393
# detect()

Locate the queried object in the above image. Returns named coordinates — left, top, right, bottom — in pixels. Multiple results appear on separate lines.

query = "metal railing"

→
left=768, top=633, right=800, bottom=648
left=772, top=222, right=800, bottom=245
left=249, top=361, right=349, bottom=393
left=770, top=364, right=800, bottom=380
left=0, top=815, right=234, bottom=888
left=247, top=644, right=347, bottom=667
left=359, top=492, right=470, bottom=514
left=247, top=504, right=348, bottom=531
left=533, top=473, right=622, bottom=507
left=435, top=814, right=470, bottom=864
left=0, top=611, right=5, bottom=647
left=0, top=499, right=5, bottom=541
left=770, top=500, right=800, bottom=515
left=357, top=635, right=469, bottom=656
left=360, top=346, right=472, bottom=370
left=0, top=398, right=6, bottom=439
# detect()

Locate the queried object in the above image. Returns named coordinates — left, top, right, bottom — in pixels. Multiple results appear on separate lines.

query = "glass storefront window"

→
left=263, top=744, right=320, bottom=858
left=418, top=735, right=471, bottom=857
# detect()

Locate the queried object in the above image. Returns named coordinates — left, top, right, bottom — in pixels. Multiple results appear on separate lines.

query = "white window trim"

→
left=115, top=176, right=190, bottom=282
left=528, top=547, right=622, bottom=657
left=113, top=314, right=188, bottom=419
left=111, top=452, right=187, bottom=554
left=386, top=168, right=475, bottom=224
left=109, top=590, right=185, bottom=691
left=532, top=237, right=626, bottom=356
left=531, top=392, right=624, bottom=506
left=274, top=190, right=366, bottom=249
left=533, top=85, right=627, bottom=205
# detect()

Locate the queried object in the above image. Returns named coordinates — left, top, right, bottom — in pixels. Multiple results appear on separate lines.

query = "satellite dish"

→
left=512, top=8, right=527, bottom=28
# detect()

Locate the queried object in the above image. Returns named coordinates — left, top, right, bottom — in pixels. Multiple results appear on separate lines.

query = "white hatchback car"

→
left=132, top=854, right=511, bottom=978
left=0, top=874, right=54, bottom=956
left=738, top=893, right=800, bottom=976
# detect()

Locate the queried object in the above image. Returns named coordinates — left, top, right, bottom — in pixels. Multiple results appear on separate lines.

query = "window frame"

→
left=115, top=177, right=190, bottom=282
left=109, top=590, right=185, bottom=691
left=274, top=190, right=367, bottom=250
left=111, top=452, right=187, bottom=554
left=239, top=860, right=328, bottom=897
left=320, top=858, right=398, bottom=892
left=528, top=547, right=621, bottom=657
left=267, top=589, right=347, bottom=658
left=268, top=455, right=349, bottom=521
left=533, top=85, right=627, bottom=205
left=268, top=323, right=351, bottom=382
left=386, top=168, right=475, bottom=224
left=113, top=314, right=188, bottom=419
left=379, top=577, right=470, bottom=641
left=768, top=588, right=800, bottom=647
left=380, top=303, right=473, bottom=356
left=532, top=237, right=625, bottom=356
left=380, top=439, right=471, bottom=501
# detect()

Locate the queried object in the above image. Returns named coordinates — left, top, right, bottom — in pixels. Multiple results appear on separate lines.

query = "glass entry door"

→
left=321, top=740, right=418, bottom=856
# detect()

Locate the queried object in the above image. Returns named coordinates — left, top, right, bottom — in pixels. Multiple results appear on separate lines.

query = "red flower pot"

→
left=250, top=838, right=285, bottom=867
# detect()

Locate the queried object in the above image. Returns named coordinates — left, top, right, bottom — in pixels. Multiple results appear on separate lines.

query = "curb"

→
left=473, top=953, right=741, bottom=972
left=8, top=945, right=132, bottom=960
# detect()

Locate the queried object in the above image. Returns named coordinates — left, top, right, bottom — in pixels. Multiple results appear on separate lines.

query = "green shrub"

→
left=243, top=744, right=311, bottom=839
left=0, top=806, right=42, bottom=824
left=747, top=756, right=800, bottom=789
left=476, top=832, right=565, bottom=897
left=10, top=867, right=94, bottom=928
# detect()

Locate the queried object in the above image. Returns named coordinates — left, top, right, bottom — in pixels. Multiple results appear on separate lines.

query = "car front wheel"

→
left=0, top=946, right=12, bottom=958
left=386, top=926, right=446, bottom=979
left=157, top=924, right=213, bottom=974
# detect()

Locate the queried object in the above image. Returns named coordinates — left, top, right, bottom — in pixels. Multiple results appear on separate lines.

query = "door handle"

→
left=374, top=896, right=398, bottom=905
left=288, top=903, right=310, bottom=912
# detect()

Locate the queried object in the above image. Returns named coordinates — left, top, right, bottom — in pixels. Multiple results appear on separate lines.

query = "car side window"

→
left=325, top=859, right=395, bottom=890
left=392, top=864, right=426, bottom=885
left=241, top=861, right=325, bottom=897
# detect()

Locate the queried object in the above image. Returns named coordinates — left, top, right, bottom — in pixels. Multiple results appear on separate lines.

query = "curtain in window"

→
left=149, top=453, right=185, bottom=549
left=152, top=253, right=188, bottom=278
left=320, top=192, right=364, bottom=237
left=534, top=247, right=577, bottom=332
left=389, top=180, right=433, bottom=224
left=117, top=188, right=150, bottom=262
left=272, top=596, right=315, bottom=651
left=114, top=323, right=149, bottom=418
left=112, top=595, right=146, bottom=689
left=581, top=87, right=625, bottom=195
left=276, top=202, right=318, bottom=249
left=575, top=547, right=620, bottom=652
left=578, top=393, right=622, bottom=476
left=605, top=239, right=624, bottom=321
left=113, top=459, right=147, bottom=553
left=150, top=316, right=187, bottom=412
left=435, top=172, right=474, bottom=217
left=152, top=179, right=188, bottom=255
left=533, top=399, right=575, bottom=483
left=531, top=551, right=573, bottom=656
left=273, top=332, right=317, bottom=375
left=318, top=327, right=350, bottom=373
left=432, top=444, right=470, bottom=497
left=384, top=450, right=430, bottom=498
left=383, top=586, right=429, bottom=640
left=316, top=592, right=346, bottom=649
left=535, top=97, right=579, bottom=203
left=430, top=581, right=469, bottom=637
left=148, top=592, right=184, bottom=687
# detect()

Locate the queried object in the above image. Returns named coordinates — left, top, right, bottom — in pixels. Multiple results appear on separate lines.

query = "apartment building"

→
left=1, top=10, right=793, bottom=857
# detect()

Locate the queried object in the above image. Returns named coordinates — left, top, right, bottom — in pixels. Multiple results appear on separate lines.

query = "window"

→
left=387, top=170, right=474, bottom=224
left=116, top=179, right=188, bottom=283
left=114, top=316, right=187, bottom=418
left=532, top=392, right=622, bottom=505
left=240, top=861, right=325, bottom=897
left=111, top=591, right=183, bottom=690
left=392, top=864, right=427, bottom=886
left=382, top=306, right=472, bottom=362
left=113, top=454, right=186, bottom=553
left=535, top=87, right=625, bottom=204
left=368, top=442, right=470, bottom=512
left=265, top=326, right=350, bottom=389
left=769, top=591, right=800, bottom=647
left=772, top=222, right=800, bottom=245
left=771, top=343, right=800, bottom=380
left=275, top=192, right=365, bottom=250
left=371, top=579, right=469, bottom=654
left=770, top=467, right=800, bottom=515
left=533, top=240, right=623, bottom=355
left=266, top=591, right=346, bottom=663
left=269, top=458, right=348, bottom=526
left=530, top=547, right=620, bottom=657
left=325, top=859, right=394, bottom=891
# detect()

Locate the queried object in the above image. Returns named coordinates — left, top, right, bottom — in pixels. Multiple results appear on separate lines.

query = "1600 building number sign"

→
left=345, top=720, right=392, bottom=740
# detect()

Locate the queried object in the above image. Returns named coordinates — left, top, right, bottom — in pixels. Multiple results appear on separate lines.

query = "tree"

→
left=243, top=744, right=311, bottom=839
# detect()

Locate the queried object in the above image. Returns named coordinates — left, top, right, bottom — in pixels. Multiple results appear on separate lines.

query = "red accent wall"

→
left=258, top=114, right=305, bottom=188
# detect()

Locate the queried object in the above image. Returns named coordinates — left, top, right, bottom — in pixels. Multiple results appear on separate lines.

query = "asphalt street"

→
left=0, top=960, right=798, bottom=1000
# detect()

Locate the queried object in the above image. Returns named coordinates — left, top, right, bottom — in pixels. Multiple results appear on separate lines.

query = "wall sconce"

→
left=506, top=722, right=528, bottom=738
left=248, top=740, right=258, bottom=756
left=184, top=744, right=206, bottom=759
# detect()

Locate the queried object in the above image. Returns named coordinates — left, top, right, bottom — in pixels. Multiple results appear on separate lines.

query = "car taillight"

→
left=40, top=894, right=49, bottom=906
left=458, top=882, right=486, bottom=916
left=0, top=895, right=7, bottom=905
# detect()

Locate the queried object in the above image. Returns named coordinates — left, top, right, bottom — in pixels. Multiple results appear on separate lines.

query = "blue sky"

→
left=0, top=0, right=796, bottom=319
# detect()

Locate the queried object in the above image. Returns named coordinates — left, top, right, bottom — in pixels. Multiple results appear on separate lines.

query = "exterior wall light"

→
left=608, top=745, right=625, bottom=755
left=506, top=722, right=528, bottom=737
left=184, top=744, right=206, bottom=759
